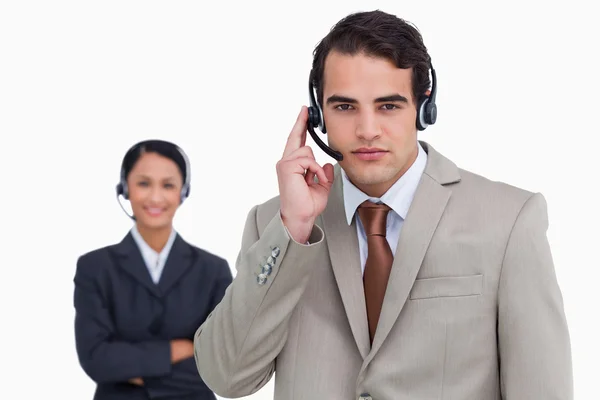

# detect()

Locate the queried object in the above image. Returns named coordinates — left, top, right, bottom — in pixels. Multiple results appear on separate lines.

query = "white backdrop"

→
left=1, top=1, right=597, bottom=399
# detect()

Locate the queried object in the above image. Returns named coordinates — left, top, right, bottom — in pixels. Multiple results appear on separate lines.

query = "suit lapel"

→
left=158, top=234, right=195, bottom=295
left=112, top=232, right=195, bottom=298
left=366, top=175, right=451, bottom=362
left=112, top=233, right=162, bottom=298
left=363, top=141, right=461, bottom=363
left=321, top=165, right=371, bottom=359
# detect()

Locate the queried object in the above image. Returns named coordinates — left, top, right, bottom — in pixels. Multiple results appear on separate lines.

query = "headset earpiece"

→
left=116, top=159, right=130, bottom=200
left=417, top=63, right=438, bottom=131
left=308, top=77, right=327, bottom=134
left=177, top=145, right=191, bottom=204
left=181, top=184, right=190, bottom=203
left=417, top=95, right=438, bottom=131
left=115, top=182, right=127, bottom=199
left=307, top=107, right=322, bottom=132
left=307, top=70, right=342, bottom=161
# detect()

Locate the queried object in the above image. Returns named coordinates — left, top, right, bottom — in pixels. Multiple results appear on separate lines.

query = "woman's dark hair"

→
left=311, top=10, right=432, bottom=106
left=122, top=139, right=188, bottom=183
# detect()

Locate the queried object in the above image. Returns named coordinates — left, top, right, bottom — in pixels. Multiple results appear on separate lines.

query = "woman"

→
left=73, top=139, right=232, bottom=400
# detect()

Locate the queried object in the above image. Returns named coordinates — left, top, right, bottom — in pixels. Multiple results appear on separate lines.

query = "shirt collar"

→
left=342, top=141, right=427, bottom=224
left=130, top=224, right=178, bottom=264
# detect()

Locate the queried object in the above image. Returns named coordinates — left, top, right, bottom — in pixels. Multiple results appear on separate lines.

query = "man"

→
left=194, top=10, right=573, bottom=400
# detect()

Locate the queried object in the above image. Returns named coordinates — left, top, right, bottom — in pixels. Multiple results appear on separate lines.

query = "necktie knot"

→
left=358, top=201, right=391, bottom=237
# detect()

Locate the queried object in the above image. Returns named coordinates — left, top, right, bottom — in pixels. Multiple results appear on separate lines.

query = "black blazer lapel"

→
left=157, top=234, right=195, bottom=296
left=111, top=232, right=163, bottom=298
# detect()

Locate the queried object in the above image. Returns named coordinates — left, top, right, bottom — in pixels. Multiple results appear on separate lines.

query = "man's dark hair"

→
left=311, top=10, right=431, bottom=106
left=122, top=139, right=188, bottom=183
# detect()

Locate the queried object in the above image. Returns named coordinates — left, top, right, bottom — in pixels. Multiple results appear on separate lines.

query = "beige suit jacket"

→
left=194, top=141, right=572, bottom=400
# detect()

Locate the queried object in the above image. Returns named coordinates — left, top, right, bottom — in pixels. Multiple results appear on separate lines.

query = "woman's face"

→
left=126, top=151, right=183, bottom=231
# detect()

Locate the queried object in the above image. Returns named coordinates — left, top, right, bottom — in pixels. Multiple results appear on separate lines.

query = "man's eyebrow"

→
left=374, top=94, right=409, bottom=103
left=326, top=95, right=358, bottom=104
left=325, top=94, right=409, bottom=104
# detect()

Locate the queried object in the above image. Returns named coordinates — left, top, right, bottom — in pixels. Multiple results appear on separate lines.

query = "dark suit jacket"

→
left=74, top=231, right=232, bottom=400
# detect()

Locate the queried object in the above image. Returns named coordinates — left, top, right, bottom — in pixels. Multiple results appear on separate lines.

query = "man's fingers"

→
left=305, top=170, right=316, bottom=186
left=323, top=163, right=335, bottom=183
left=285, top=145, right=315, bottom=162
left=282, top=106, right=308, bottom=158
left=310, top=163, right=335, bottom=188
left=281, top=157, right=329, bottom=184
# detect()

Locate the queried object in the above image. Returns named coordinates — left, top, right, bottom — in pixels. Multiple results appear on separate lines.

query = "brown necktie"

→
left=358, top=201, right=393, bottom=344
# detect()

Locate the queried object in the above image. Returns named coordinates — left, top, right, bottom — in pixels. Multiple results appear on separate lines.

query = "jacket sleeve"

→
left=497, top=192, right=573, bottom=399
left=141, top=357, right=210, bottom=399
left=193, top=206, right=327, bottom=398
left=143, top=258, right=233, bottom=399
left=73, top=255, right=172, bottom=384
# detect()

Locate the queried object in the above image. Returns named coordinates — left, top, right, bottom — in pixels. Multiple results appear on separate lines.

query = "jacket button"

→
left=271, top=247, right=280, bottom=257
left=256, top=273, right=268, bottom=285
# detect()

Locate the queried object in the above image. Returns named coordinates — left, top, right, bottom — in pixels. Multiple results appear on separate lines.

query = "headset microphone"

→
left=306, top=61, right=438, bottom=161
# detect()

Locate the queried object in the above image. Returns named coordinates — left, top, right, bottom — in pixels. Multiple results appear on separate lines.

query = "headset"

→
left=116, top=140, right=191, bottom=219
left=307, top=62, right=438, bottom=161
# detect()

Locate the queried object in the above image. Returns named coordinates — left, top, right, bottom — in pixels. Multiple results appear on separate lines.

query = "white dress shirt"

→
left=342, top=142, right=427, bottom=275
left=130, top=225, right=178, bottom=284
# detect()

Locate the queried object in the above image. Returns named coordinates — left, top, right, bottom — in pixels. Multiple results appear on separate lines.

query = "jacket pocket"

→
left=410, top=274, right=483, bottom=300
